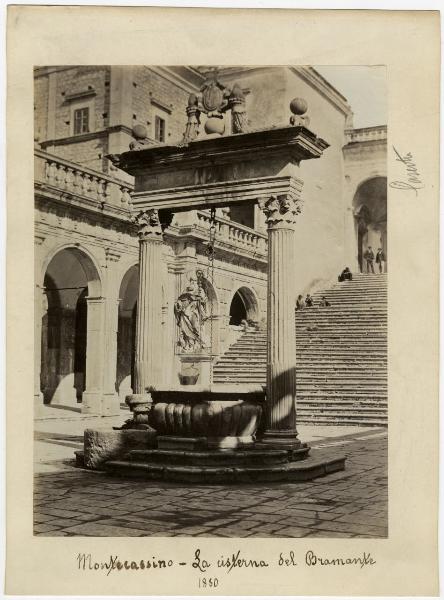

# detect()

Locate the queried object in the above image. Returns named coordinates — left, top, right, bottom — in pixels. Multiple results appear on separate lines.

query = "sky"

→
left=315, top=66, right=387, bottom=129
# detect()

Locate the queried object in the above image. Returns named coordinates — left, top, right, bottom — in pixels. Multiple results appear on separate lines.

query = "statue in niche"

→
left=174, top=271, right=209, bottom=353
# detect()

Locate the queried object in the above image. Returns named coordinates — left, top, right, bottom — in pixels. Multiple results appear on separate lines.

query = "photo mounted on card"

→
left=6, top=6, right=440, bottom=597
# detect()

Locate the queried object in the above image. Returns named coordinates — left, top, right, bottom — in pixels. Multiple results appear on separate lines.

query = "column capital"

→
left=132, top=209, right=163, bottom=241
left=258, top=194, right=302, bottom=228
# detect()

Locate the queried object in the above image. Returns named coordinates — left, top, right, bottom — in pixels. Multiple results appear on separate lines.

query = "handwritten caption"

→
left=390, top=147, right=424, bottom=195
left=76, top=548, right=376, bottom=586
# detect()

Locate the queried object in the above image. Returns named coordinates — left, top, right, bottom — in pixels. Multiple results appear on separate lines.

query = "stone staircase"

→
left=213, top=273, right=387, bottom=426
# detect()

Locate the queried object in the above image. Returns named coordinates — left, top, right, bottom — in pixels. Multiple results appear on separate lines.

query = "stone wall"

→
left=34, top=75, right=49, bottom=142
left=132, top=67, right=191, bottom=144
left=53, top=66, right=110, bottom=139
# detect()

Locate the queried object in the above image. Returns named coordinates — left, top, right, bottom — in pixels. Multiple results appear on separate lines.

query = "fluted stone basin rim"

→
left=148, top=384, right=266, bottom=403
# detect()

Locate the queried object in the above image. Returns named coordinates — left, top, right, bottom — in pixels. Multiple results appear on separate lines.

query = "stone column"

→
left=82, top=296, right=106, bottom=414
left=132, top=209, right=164, bottom=397
left=259, top=193, right=302, bottom=448
left=101, top=249, right=122, bottom=416
left=102, top=296, right=121, bottom=416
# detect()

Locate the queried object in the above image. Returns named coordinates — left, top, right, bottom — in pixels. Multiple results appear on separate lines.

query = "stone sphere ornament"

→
left=290, top=97, right=308, bottom=116
left=204, top=116, right=225, bottom=136
left=132, top=124, right=148, bottom=140
left=289, top=97, right=310, bottom=127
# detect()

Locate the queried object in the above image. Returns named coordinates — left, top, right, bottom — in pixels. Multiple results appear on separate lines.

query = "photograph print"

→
left=34, top=64, right=388, bottom=539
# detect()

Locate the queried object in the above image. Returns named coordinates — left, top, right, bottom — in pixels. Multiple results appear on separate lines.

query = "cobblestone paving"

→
left=34, top=426, right=387, bottom=538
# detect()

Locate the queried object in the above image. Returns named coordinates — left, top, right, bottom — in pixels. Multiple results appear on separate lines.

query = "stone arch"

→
left=40, top=243, right=102, bottom=295
left=352, top=176, right=387, bottom=272
left=40, top=246, right=103, bottom=406
left=116, top=263, right=139, bottom=401
left=228, top=286, right=259, bottom=325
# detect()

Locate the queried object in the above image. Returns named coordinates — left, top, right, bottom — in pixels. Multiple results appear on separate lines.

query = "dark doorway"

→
left=229, top=291, right=247, bottom=325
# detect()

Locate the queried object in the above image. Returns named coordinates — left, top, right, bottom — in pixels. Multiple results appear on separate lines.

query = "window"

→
left=73, top=107, right=90, bottom=135
left=155, top=115, right=166, bottom=142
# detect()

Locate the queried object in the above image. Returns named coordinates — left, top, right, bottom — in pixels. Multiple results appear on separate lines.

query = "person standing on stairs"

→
left=376, top=248, right=386, bottom=273
left=364, top=246, right=375, bottom=274
left=296, top=294, right=305, bottom=310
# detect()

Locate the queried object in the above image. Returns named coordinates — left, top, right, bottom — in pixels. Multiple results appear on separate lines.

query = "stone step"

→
left=298, top=418, right=387, bottom=427
left=223, top=349, right=387, bottom=355
left=232, top=340, right=388, bottom=349
left=215, top=358, right=387, bottom=368
left=104, top=451, right=346, bottom=483
left=213, top=370, right=386, bottom=378
left=126, top=448, right=290, bottom=467
left=298, top=409, right=387, bottom=418
left=297, top=399, right=388, bottom=407
left=213, top=367, right=387, bottom=381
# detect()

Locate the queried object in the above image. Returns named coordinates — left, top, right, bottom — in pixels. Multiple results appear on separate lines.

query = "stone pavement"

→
left=34, top=411, right=387, bottom=538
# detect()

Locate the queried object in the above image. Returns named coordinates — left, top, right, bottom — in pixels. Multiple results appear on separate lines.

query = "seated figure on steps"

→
left=338, top=267, right=353, bottom=282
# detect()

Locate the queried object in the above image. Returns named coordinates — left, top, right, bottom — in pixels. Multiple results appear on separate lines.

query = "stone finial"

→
left=132, top=209, right=163, bottom=240
left=289, top=97, right=310, bottom=127
left=129, top=124, right=156, bottom=150
left=259, top=194, right=302, bottom=227
left=180, top=94, right=201, bottom=146
left=228, top=83, right=247, bottom=134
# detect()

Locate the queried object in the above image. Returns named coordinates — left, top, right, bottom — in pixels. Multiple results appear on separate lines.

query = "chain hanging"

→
left=204, top=207, right=217, bottom=385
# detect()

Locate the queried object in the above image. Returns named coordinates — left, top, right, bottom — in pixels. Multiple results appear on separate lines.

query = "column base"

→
left=258, top=429, right=303, bottom=450
left=102, top=392, right=121, bottom=416
left=81, top=391, right=102, bottom=415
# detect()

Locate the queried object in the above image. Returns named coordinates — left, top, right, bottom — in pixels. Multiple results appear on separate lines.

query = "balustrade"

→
left=35, top=149, right=134, bottom=208
left=196, top=210, right=267, bottom=257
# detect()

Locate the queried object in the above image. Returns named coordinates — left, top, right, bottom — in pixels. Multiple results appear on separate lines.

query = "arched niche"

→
left=353, top=177, right=387, bottom=272
left=229, top=286, right=259, bottom=325
left=40, top=246, right=102, bottom=405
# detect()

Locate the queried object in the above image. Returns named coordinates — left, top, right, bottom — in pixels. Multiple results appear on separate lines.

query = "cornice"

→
left=40, top=124, right=133, bottom=149
left=113, top=125, right=329, bottom=179
left=34, top=183, right=133, bottom=225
